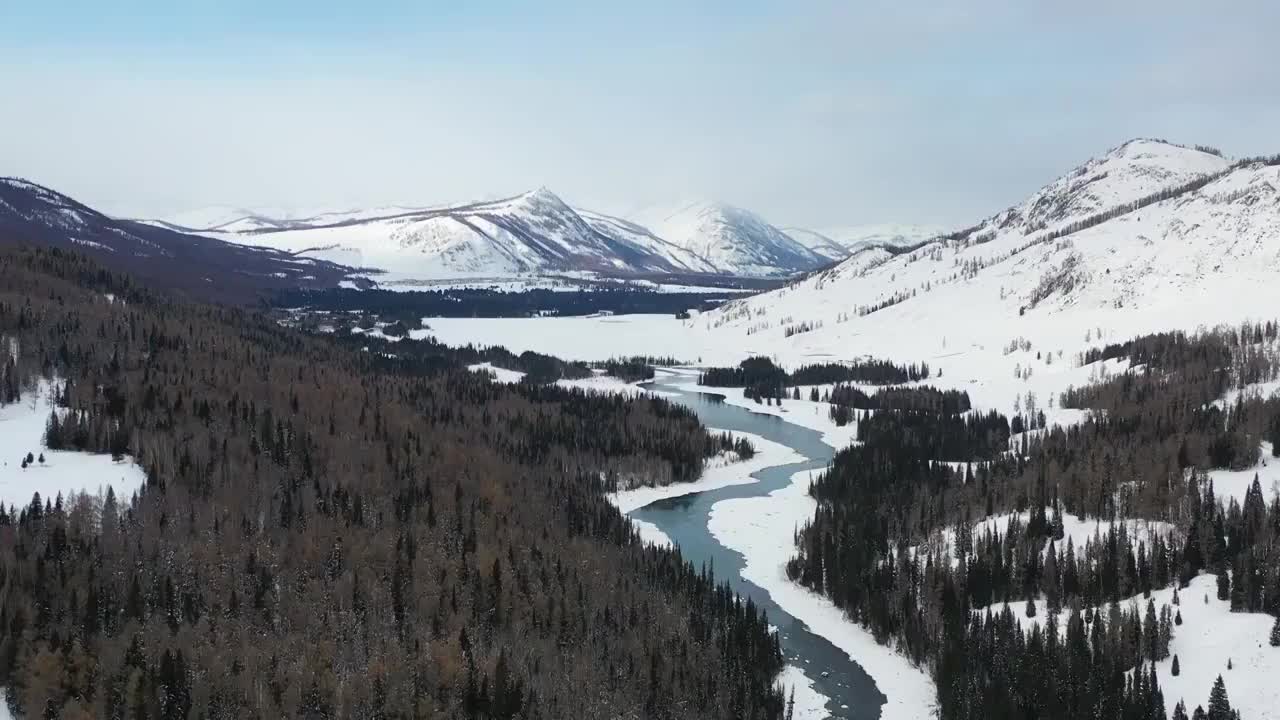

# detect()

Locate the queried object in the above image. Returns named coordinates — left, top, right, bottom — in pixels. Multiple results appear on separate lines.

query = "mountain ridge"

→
left=152, top=189, right=832, bottom=281
left=703, top=138, right=1280, bottom=359
left=0, top=177, right=359, bottom=302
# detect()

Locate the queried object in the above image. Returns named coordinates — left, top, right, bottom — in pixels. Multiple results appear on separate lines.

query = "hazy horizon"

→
left=5, top=1, right=1278, bottom=230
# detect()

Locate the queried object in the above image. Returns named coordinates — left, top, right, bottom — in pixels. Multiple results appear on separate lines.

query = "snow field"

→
left=0, top=380, right=146, bottom=514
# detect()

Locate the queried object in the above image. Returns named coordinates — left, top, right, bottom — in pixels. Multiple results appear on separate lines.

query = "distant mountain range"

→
left=0, top=178, right=359, bottom=302
left=145, top=191, right=841, bottom=282
left=784, top=223, right=945, bottom=261
left=6, top=137, right=1273, bottom=309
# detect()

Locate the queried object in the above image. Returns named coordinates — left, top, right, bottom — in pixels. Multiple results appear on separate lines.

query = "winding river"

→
left=631, top=373, right=884, bottom=720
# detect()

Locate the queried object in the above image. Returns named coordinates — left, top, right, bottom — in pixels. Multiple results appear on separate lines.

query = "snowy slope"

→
left=576, top=209, right=721, bottom=273
left=684, top=140, right=1277, bottom=406
left=981, top=138, right=1230, bottom=236
left=632, top=201, right=829, bottom=277
left=782, top=227, right=852, bottom=262
left=981, top=574, right=1279, bottom=720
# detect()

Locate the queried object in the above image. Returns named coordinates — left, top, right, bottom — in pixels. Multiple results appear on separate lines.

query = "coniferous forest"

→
left=787, top=325, right=1280, bottom=720
left=0, top=247, right=785, bottom=719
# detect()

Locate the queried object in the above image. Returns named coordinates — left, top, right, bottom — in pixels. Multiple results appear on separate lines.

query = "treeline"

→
left=699, top=357, right=930, bottom=400
left=589, top=356, right=679, bottom=383
left=0, top=246, right=788, bottom=720
left=820, top=384, right=969, bottom=414
left=272, top=286, right=735, bottom=319
left=785, top=324, right=1280, bottom=720
left=788, top=360, right=930, bottom=386
left=698, top=357, right=787, bottom=399
left=338, top=329, right=598, bottom=385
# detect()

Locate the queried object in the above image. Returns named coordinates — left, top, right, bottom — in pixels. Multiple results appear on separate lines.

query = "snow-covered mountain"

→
left=781, top=228, right=852, bottom=262
left=631, top=202, right=830, bottom=277
left=156, top=190, right=829, bottom=282
left=160, top=189, right=783, bottom=283
left=820, top=222, right=945, bottom=253
left=784, top=223, right=946, bottom=262
left=696, top=139, right=1276, bottom=375
left=575, top=208, right=721, bottom=274
left=0, top=177, right=357, bottom=302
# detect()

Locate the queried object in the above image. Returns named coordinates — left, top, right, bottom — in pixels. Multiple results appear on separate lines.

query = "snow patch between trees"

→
left=0, top=380, right=146, bottom=515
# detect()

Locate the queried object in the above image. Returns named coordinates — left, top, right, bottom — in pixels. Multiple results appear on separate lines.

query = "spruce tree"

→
left=1173, top=701, right=1188, bottom=720
left=1270, top=615, right=1280, bottom=647
left=1207, top=675, right=1232, bottom=720
left=1172, top=654, right=1180, bottom=676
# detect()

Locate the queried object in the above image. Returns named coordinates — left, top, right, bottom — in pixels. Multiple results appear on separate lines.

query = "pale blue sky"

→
left=3, top=1, right=1277, bottom=228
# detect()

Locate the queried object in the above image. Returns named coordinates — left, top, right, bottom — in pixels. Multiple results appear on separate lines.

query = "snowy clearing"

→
left=466, top=362, right=526, bottom=384
left=915, top=507, right=1177, bottom=564
left=554, top=371, right=649, bottom=397
left=979, top=574, right=1279, bottom=720
left=1206, top=442, right=1280, bottom=506
left=0, top=380, right=147, bottom=512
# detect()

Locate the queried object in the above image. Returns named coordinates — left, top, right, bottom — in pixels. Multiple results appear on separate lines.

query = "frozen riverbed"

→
left=624, top=374, right=935, bottom=720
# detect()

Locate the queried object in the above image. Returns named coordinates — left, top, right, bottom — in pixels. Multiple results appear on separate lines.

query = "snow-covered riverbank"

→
left=710, top=468, right=938, bottom=720
left=607, top=429, right=802, bottom=548
left=668, top=373, right=861, bottom=450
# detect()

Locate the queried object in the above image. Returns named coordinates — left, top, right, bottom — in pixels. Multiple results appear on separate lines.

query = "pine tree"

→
left=1270, top=615, right=1280, bottom=647
left=1176, top=609, right=1183, bottom=626
left=1172, top=654, right=1180, bottom=676
left=1207, top=675, right=1232, bottom=720
left=1173, top=701, right=1188, bottom=720
left=1217, top=573, right=1230, bottom=601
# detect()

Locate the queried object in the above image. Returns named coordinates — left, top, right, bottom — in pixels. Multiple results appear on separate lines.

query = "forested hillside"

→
left=787, top=326, right=1280, bottom=719
left=0, top=247, right=784, bottom=719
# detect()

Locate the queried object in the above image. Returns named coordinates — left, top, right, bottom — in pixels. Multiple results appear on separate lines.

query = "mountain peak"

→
left=509, top=186, right=572, bottom=213
left=631, top=200, right=827, bottom=277
left=991, top=137, right=1233, bottom=235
